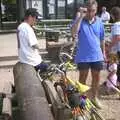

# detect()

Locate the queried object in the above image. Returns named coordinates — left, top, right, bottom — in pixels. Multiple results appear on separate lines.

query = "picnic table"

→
left=45, top=29, right=60, bottom=42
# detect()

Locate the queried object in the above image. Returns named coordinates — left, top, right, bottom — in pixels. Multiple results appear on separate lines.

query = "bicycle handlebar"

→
left=59, top=52, right=73, bottom=63
left=47, top=63, right=65, bottom=75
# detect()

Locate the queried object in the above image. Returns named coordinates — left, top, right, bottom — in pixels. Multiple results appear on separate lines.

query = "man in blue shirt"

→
left=72, top=0, right=105, bottom=108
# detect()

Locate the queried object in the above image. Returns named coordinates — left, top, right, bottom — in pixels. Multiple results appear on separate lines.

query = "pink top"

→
left=106, top=63, right=117, bottom=88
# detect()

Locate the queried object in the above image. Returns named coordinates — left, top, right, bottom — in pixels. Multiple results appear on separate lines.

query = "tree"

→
left=2, top=0, right=16, bottom=4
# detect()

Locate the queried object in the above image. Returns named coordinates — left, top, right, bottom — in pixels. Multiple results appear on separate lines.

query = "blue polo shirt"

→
left=74, top=17, right=104, bottom=63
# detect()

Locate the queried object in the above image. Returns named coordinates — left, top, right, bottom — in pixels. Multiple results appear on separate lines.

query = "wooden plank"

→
left=47, top=41, right=65, bottom=48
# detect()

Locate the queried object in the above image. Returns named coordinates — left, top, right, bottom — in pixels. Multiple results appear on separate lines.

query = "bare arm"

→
left=100, top=40, right=106, bottom=60
left=71, top=17, right=82, bottom=39
left=71, top=7, right=87, bottom=39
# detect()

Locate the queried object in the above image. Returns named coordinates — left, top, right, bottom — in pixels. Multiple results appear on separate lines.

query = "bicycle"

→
left=37, top=62, right=105, bottom=120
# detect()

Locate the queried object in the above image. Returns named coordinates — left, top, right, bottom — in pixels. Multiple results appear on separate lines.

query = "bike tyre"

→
left=42, top=80, right=71, bottom=120
left=90, top=109, right=105, bottom=120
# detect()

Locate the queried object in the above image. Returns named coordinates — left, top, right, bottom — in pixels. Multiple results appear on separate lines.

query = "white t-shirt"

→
left=17, top=22, right=42, bottom=66
left=111, top=22, right=120, bottom=53
left=101, top=11, right=110, bottom=23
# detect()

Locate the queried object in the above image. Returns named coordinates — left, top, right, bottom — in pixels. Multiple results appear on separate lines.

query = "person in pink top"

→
left=105, top=53, right=118, bottom=92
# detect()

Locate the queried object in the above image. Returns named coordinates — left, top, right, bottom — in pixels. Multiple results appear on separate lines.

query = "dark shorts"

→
left=77, top=61, right=104, bottom=71
left=34, top=62, right=49, bottom=72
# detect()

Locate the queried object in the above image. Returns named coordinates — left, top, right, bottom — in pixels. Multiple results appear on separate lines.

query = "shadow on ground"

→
left=98, top=83, right=120, bottom=100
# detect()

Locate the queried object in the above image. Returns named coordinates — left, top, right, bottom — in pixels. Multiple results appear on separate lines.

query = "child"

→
left=105, top=53, right=118, bottom=92
left=109, top=7, right=120, bottom=88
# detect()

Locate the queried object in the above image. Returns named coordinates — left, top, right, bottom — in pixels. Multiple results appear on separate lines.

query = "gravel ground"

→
left=0, top=68, right=120, bottom=120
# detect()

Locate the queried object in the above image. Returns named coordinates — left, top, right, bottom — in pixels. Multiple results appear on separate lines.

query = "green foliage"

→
left=2, top=0, right=16, bottom=4
left=36, top=19, right=72, bottom=28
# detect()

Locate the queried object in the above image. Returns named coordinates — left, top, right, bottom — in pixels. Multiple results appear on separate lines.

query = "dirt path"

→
left=0, top=68, right=120, bottom=120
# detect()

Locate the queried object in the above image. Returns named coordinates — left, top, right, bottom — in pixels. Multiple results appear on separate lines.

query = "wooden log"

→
left=13, top=62, right=54, bottom=120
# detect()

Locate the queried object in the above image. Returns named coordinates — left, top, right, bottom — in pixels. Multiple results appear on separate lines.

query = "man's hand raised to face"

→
left=78, top=7, right=87, bottom=18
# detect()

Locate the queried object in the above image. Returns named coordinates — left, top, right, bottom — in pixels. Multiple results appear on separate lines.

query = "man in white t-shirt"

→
left=101, top=6, right=110, bottom=23
left=17, top=8, right=48, bottom=72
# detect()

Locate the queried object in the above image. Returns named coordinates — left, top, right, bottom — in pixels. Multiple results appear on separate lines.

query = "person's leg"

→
left=90, top=61, right=103, bottom=108
left=78, top=63, right=89, bottom=84
left=90, top=61, right=103, bottom=98
left=79, top=70, right=89, bottom=84
left=91, top=69, right=101, bottom=99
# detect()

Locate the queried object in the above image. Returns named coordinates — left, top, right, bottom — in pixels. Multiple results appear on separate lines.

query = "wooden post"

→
left=2, top=97, right=12, bottom=119
left=0, top=0, right=2, bottom=29
left=13, top=62, right=54, bottom=120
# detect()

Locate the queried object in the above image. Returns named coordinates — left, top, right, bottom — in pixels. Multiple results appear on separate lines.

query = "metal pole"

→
left=29, top=0, right=32, bottom=8
left=0, top=0, right=2, bottom=29
left=55, top=0, right=58, bottom=19
left=43, top=0, right=48, bottom=19
left=65, top=0, right=67, bottom=19
left=16, top=0, right=26, bottom=24
left=117, top=0, right=120, bottom=6
left=73, top=0, right=77, bottom=18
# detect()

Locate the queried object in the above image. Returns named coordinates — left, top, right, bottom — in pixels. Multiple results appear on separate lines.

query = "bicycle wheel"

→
left=42, top=80, right=61, bottom=105
left=90, top=108, right=105, bottom=120
left=42, top=80, right=71, bottom=120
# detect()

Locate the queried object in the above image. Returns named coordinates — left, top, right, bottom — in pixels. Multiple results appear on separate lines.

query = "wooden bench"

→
left=34, top=26, right=70, bottom=38
left=34, top=19, right=71, bottom=38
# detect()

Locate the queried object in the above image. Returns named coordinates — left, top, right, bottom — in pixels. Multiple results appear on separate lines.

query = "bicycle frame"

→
left=54, top=64, right=106, bottom=120
left=38, top=61, right=105, bottom=120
